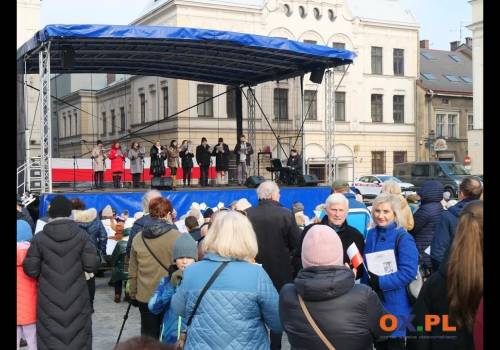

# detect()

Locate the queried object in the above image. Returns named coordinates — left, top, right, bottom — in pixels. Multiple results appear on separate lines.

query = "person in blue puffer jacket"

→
left=149, top=234, right=198, bottom=345
left=409, top=181, right=444, bottom=274
left=171, top=210, right=282, bottom=350
left=362, top=193, right=418, bottom=350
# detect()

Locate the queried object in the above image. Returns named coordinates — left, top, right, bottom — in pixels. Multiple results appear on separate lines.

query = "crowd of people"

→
left=16, top=175, right=483, bottom=350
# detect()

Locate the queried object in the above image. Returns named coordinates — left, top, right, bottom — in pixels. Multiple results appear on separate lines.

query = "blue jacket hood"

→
left=418, top=181, right=444, bottom=204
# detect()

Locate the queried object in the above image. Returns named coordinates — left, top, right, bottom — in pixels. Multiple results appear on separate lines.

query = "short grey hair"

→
left=142, top=190, right=162, bottom=213
left=325, top=193, right=349, bottom=209
left=256, top=181, right=280, bottom=200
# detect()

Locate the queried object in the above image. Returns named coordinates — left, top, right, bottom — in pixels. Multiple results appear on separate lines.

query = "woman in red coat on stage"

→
left=108, top=142, right=126, bottom=188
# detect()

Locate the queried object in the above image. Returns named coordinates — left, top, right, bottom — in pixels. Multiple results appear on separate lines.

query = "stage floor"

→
left=41, top=185, right=332, bottom=219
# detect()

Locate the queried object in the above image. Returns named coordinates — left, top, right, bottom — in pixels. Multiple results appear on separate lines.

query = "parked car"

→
left=351, top=174, right=415, bottom=199
left=393, top=161, right=471, bottom=198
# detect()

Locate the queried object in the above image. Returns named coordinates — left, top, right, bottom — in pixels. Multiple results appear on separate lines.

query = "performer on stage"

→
left=234, top=134, right=254, bottom=186
left=284, top=148, right=303, bottom=185
left=196, top=137, right=211, bottom=187
left=212, top=137, right=230, bottom=186
left=91, top=140, right=106, bottom=188
left=180, top=140, right=194, bottom=187
left=167, top=140, right=180, bottom=188
left=128, top=142, right=144, bottom=188
left=108, top=142, right=126, bottom=188
left=149, top=140, right=167, bottom=184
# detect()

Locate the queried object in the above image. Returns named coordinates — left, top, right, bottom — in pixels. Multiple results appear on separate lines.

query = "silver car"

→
left=352, top=175, right=415, bottom=198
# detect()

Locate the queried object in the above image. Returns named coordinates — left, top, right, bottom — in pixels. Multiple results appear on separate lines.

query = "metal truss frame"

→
left=39, top=44, right=52, bottom=193
left=246, top=86, right=257, bottom=175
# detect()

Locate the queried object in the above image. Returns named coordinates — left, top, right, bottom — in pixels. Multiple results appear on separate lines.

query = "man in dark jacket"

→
left=409, top=181, right=444, bottom=273
left=127, top=190, right=162, bottom=256
left=332, top=180, right=371, bottom=237
left=246, top=180, right=300, bottom=350
left=293, top=193, right=365, bottom=280
left=196, top=137, right=211, bottom=187
left=23, top=195, right=99, bottom=350
left=281, top=225, right=387, bottom=350
left=431, top=177, right=482, bottom=271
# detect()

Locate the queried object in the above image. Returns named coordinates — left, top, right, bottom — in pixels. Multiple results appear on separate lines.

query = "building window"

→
left=283, top=4, right=292, bottom=16
left=304, top=39, right=317, bottom=45
left=313, top=8, right=321, bottom=19
left=468, top=114, right=474, bottom=130
left=111, top=109, right=116, bottom=134
left=72, top=110, right=77, bottom=136
left=299, top=5, right=306, bottom=18
left=335, top=91, right=345, bottom=121
left=304, top=90, right=317, bottom=120
left=436, top=113, right=459, bottom=138
left=371, top=94, right=383, bottom=122
left=226, top=86, right=235, bottom=119
left=140, top=94, right=145, bottom=123
left=68, top=114, right=72, bottom=137
left=393, top=151, right=407, bottom=165
left=393, top=95, right=404, bottom=123
left=197, top=84, right=214, bottom=117
left=372, top=151, right=386, bottom=174
left=162, top=87, right=169, bottom=119
left=371, top=47, right=383, bottom=75
left=63, top=114, right=66, bottom=138
left=120, top=107, right=125, bottom=132
left=328, top=9, right=335, bottom=21
left=332, top=42, right=346, bottom=71
left=393, top=48, right=404, bottom=76
left=274, top=88, right=288, bottom=120
left=102, top=112, right=107, bottom=136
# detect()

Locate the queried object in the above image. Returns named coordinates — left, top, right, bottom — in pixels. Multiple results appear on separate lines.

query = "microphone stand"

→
left=141, top=147, right=146, bottom=189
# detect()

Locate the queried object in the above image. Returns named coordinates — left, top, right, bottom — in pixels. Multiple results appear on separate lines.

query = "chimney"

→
left=466, top=37, right=473, bottom=47
left=420, top=40, right=429, bottom=49
left=107, top=73, right=116, bottom=85
left=450, top=41, right=460, bottom=51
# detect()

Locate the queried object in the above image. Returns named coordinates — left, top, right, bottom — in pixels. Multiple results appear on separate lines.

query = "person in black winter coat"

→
left=212, top=137, right=230, bottom=185
left=408, top=201, right=482, bottom=350
left=293, top=193, right=365, bottom=279
left=245, top=180, right=300, bottom=350
left=431, top=177, right=482, bottom=271
left=196, top=137, right=211, bottom=186
left=23, top=195, right=99, bottom=350
left=280, top=224, right=387, bottom=350
left=409, top=180, right=444, bottom=274
left=179, top=140, right=194, bottom=187
left=150, top=140, right=167, bottom=178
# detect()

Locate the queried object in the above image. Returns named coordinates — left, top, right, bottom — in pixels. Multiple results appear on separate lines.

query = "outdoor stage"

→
left=39, top=185, right=331, bottom=219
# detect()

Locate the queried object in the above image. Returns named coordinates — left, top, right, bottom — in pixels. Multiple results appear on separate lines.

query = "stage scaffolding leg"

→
left=246, top=87, right=256, bottom=176
left=39, top=45, right=52, bottom=193
left=325, top=70, right=335, bottom=185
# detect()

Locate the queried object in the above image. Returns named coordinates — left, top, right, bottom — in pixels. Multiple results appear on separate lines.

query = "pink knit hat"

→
left=301, top=225, right=344, bottom=268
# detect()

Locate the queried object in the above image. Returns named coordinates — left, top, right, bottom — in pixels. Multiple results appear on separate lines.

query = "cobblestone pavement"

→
left=92, top=272, right=290, bottom=350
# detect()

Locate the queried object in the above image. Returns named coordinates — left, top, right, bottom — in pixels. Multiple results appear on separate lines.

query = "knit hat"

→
left=48, top=195, right=73, bottom=218
left=301, top=225, right=343, bottom=268
left=292, top=202, right=304, bottom=214
left=17, top=220, right=33, bottom=242
left=173, top=234, right=198, bottom=262
left=101, top=205, right=113, bottom=218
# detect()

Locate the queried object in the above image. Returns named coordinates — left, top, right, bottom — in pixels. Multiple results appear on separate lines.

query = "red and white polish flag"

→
left=347, top=242, right=364, bottom=269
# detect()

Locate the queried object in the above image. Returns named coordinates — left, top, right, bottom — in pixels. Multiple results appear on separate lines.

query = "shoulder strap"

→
left=187, top=261, right=229, bottom=326
left=298, top=294, right=336, bottom=350
left=141, top=234, right=170, bottom=272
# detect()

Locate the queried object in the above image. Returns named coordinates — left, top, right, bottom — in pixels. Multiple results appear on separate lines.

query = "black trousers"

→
left=138, top=301, right=164, bottom=339
left=183, top=167, right=192, bottom=186
left=114, top=281, right=123, bottom=296
left=86, top=276, right=95, bottom=308
left=375, top=338, right=406, bottom=350
left=132, top=173, right=141, bottom=188
left=94, top=171, right=104, bottom=188
left=112, top=172, right=122, bottom=188
left=200, top=165, right=209, bottom=186
left=270, top=331, right=282, bottom=350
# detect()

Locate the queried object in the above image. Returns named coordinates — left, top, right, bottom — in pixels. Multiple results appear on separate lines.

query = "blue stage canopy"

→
left=17, top=24, right=356, bottom=86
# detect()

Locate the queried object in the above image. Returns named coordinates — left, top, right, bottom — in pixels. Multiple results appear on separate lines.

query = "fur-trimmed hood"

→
left=73, top=208, right=98, bottom=223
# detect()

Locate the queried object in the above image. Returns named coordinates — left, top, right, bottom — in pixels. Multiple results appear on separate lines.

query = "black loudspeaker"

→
left=298, top=174, right=320, bottom=187
left=309, top=68, right=325, bottom=84
left=151, top=176, right=173, bottom=190
left=245, top=175, right=266, bottom=188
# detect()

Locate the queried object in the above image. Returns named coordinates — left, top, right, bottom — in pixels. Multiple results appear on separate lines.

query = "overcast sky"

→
left=40, top=0, right=472, bottom=51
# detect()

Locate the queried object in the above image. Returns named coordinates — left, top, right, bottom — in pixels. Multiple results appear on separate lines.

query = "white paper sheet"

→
left=424, top=246, right=431, bottom=255
left=106, top=239, right=118, bottom=256
left=365, top=249, right=398, bottom=276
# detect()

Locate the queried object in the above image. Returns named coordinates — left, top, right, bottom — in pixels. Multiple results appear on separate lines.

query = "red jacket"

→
left=17, top=242, right=37, bottom=325
left=108, top=147, right=125, bottom=173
